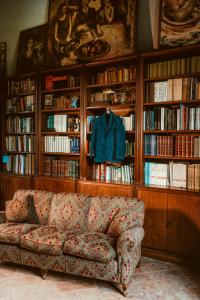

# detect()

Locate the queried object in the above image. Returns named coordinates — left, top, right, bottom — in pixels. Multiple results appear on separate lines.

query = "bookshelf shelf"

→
left=144, top=156, right=200, bottom=161
left=144, top=130, right=200, bottom=134
left=144, top=72, right=200, bottom=82
left=144, top=100, right=200, bottom=106
left=42, top=108, right=80, bottom=113
left=41, top=132, right=80, bottom=136
left=87, top=80, right=136, bottom=89
left=5, top=111, right=35, bottom=115
left=42, top=152, right=80, bottom=156
left=41, top=87, right=80, bottom=93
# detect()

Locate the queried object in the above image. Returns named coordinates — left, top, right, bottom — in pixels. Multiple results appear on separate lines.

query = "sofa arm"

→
left=117, top=227, right=144, bottom=284
left=0, top=211, right=6, bottom=223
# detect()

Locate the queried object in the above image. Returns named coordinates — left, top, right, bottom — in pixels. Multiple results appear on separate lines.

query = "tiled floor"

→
left=0, top=257, right=199, bottom=300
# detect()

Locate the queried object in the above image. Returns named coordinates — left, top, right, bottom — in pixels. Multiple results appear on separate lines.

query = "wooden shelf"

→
left=42, top=152, right=80, bottom=156
left=41, top=132, right=80, bottom=136
left=41, top=87, right=80, bottom=93
left=41, top=108, right=80, bottom=113
left=144, top=156, right=200, bottom=161
left=5, top=151, right=36, bottom=154
left=87, top=103, right=135, bottom=110
left=87, top=80, right=136, bottom=89
left=5, top=111, right=35, bottom=115
left=6, top=132, right=36, bottom=135
left=144, top=130, right=200, bottom=134
left=144, top=100, right=200, bottom=106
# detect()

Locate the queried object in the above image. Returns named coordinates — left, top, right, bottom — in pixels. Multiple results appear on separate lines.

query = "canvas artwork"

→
left=159, top=0, right=200, bottom=47
left=46, top=0, right=136, bottom=67
left=16, top=25, right=47, bottom=74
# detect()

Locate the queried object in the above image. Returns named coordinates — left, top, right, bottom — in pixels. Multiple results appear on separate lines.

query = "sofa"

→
left=0, top=189, right=144, bottom=296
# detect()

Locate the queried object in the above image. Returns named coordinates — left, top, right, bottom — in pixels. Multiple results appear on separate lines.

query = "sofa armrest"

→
left=117, top=227, right=144, bottom=284
left=0, top=211, right=6, bottom=223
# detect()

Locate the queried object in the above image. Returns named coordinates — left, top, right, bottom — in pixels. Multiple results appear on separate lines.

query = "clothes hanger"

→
left=106, top=105, right=110, bottom=114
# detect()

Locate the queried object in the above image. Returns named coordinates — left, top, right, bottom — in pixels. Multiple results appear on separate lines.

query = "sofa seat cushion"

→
left=0, top=223, right=39, bottom=245
left=48, top=193, right=91, bottom=231
left=63, top=232, right=116, bottom=262
left=20, top=225, right=75, bottom=256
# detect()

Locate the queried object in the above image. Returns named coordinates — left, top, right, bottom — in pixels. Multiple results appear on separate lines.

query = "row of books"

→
left=86, top=140, right=134, bottom=156
left=8, top=79, right=36, bottom=95
left=6, top=116, right=34, bottom=134
left=43, top=158, right=79, bottom=179
left=2, top=154, right=35, bottom=175
left=144, top=162, right=200, bottom=190
left=43, top=94, right=79, bottom=110
left=45, top=74, right=80, bottom=90
left=44, top=136, right=80, bottom=153
left=91, top=65, right=136, bottom=85
left=90, top=87, right=135, bottom=104
left=144, top=106, right=200, bottom=131
left=6, top=135, right=35, bottom=152
left=91, top=163, right=134, bottom=184
left=145, top=135, right=200, bottom=157
left=87, top=114, right=135, bottom=132
left=145, top=77, right=200, bottom=103
left=146, top=56, right=200, bottom=78
left=6, top=95, right=35, bottom=113
left=46, top=115, right=80, bottom=133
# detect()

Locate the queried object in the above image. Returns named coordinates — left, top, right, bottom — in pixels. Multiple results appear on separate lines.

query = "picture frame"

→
left=16, top=24, right=48, bottom=75
left=46, top=0, right=137, bottom=68
left=159, top=0, right=200, bottom=48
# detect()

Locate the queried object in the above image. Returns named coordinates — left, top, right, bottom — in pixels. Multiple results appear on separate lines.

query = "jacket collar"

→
left=101, top=111, right=115, bottom=132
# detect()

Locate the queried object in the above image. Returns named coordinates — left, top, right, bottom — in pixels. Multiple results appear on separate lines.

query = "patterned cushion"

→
left=48, top=193, right=91, bottom=231
left=6, top=197, right=29, bottom=222
left=87, top=196, right=119, bottom=233
left=10, top=189, right=54, bottom=225
left=20, top=225, right=76, bottom=256
left=63, top=232, right=116, bottom=262
left=0, top=223, right=39, bottom=245
left=107, top=206, right=144, bottom=237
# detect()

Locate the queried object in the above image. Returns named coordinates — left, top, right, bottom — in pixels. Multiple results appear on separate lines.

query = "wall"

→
left=0, top=0, right=157, bottom=76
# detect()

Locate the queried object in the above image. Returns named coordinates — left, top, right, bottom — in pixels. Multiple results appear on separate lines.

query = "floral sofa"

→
left=0, top=189, right=144, bottom=296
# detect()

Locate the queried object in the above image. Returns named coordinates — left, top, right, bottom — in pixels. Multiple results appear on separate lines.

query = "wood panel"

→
left=167, top=193, right=200, bottom=259
left=0, top=173, right=33, bottom=209
left=34, top=176, right=77, bottom=193
left=78, top=180, right=135, bottom=197
left=138, top=188, right=168, bottom=251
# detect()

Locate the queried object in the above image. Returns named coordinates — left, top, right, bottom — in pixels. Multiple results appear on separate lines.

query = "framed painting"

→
left=159, top=0, right=200, bottom=48
left=46, top=0, right=137, bottom=68
left=16, top=24, right=47, bottom=75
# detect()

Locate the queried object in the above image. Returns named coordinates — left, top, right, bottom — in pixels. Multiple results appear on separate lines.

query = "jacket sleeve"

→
left=116, top=118, right=126, bottom=161
left=90, top=119, right=97, bottom=157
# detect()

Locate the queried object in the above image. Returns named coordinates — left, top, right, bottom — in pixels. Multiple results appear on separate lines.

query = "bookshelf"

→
left=2, top=74, right=38, bottom=175
left=0, top=45, right=200, bottom=266
left=83, top=56, right=137, bottom=189
left=38, top=66, right=82, bottom=181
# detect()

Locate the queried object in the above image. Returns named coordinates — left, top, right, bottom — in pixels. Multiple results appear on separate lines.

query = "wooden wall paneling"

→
left=0, top=173, right=33, bottom=209
left=167, top=192, right=200, bottom=260
left=137, top=188, right=168, bottom=250
left=33, top=176, right=77, bottom=193
left=78, top=180, right=135, bottom=197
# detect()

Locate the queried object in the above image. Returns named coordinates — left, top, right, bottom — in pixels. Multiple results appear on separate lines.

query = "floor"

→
left=0, top=257, right=199, bottom=300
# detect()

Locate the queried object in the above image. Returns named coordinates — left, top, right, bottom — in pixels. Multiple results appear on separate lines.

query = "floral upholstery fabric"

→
left=65, top=255, right=119, bottom=283
left=0, top=211, right=6, bottom=224
left=12, top=189, right=54, bottom=225
left=21, top=249, right=65, bottom=273
left=20, top=225, right=74, bottom=256
left=87, top=196, right=119, bottom=233
left=117, top=227, right=144, bottom=284
left=0, top=223, right=39, bottom=245
left=48, top=193, right=91, bottom=231
left=63, top=232, right=116, bottom=262
left=6, top=197, right=30, bottom=223
left=107, top=203, right=145, bottom=237
left=0, top=244, right=21, bottom=264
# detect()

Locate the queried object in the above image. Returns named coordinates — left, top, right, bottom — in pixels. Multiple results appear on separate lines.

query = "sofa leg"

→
left=41, top=269, right=48, bottom=280
left=122, top=284, right=128, bottom=296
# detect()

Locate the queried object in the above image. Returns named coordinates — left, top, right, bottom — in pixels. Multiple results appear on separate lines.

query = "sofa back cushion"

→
left=87, top=196, right=119, bottom=233
left=107, top=201, right=145, bottom=237
left=87, top=196, right=144, bottom=235
left=48, top=193, right=91, bottom=231
left=6, top=189, right=54, bottom=225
